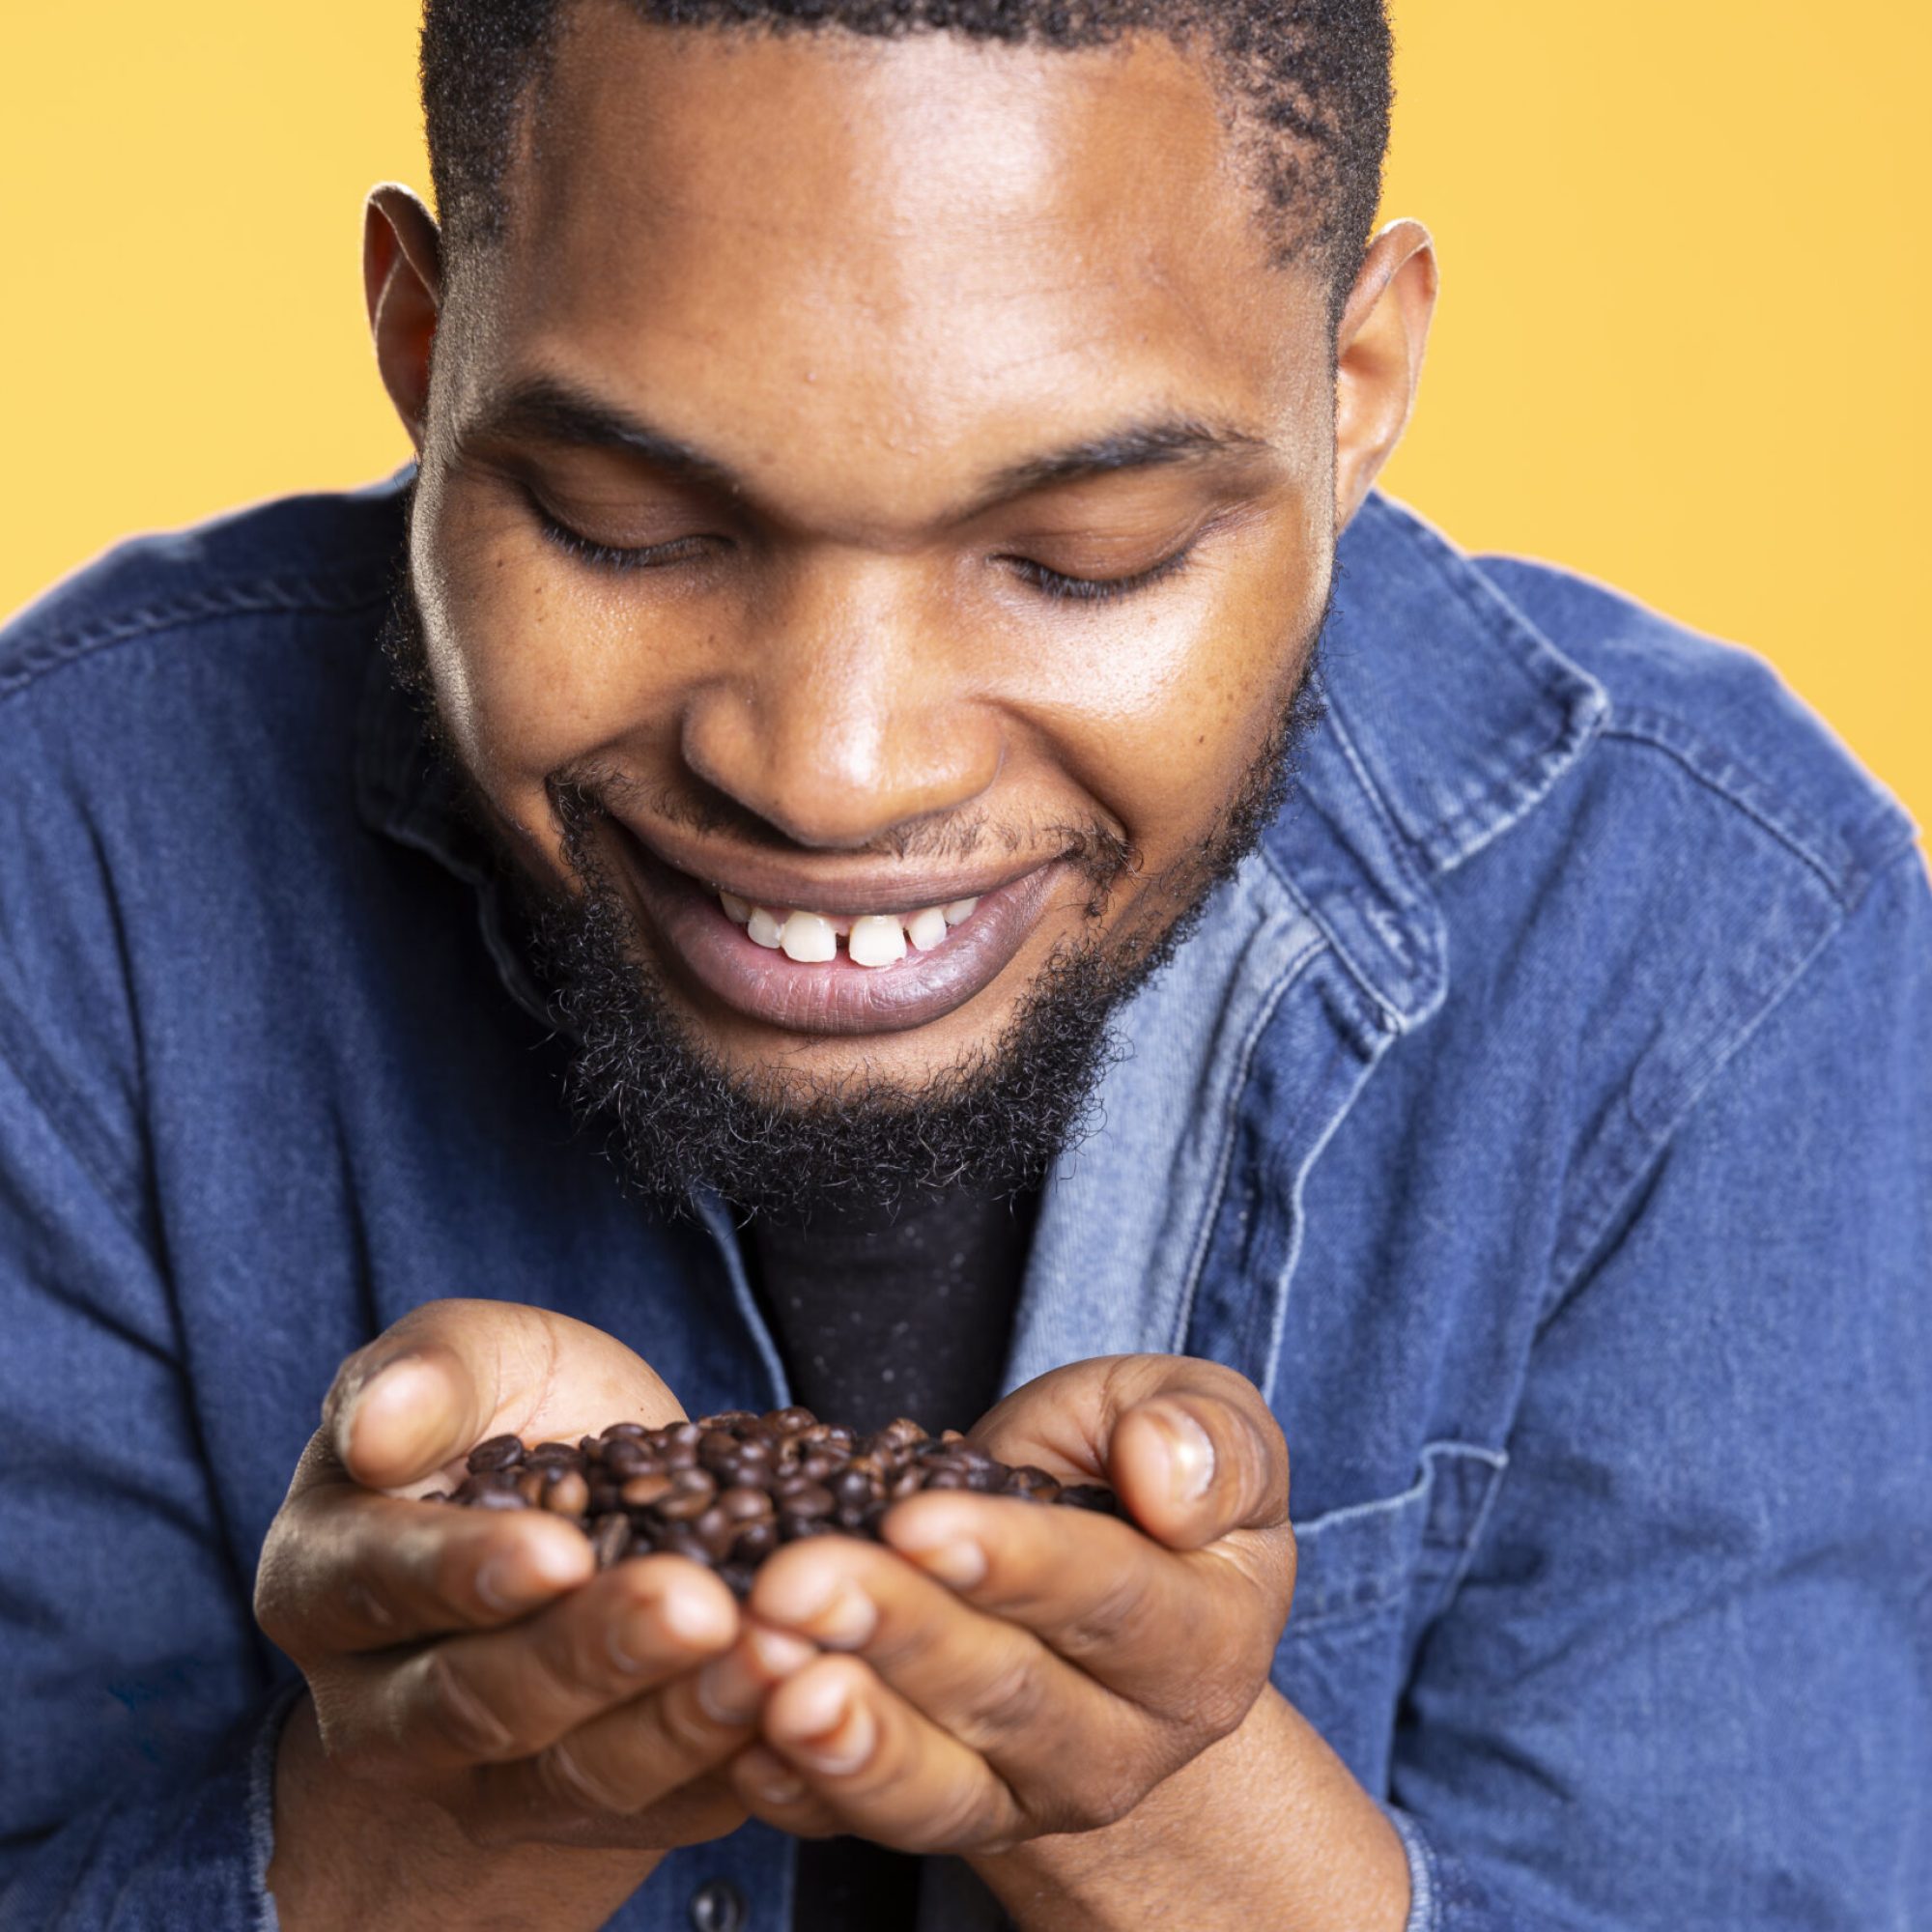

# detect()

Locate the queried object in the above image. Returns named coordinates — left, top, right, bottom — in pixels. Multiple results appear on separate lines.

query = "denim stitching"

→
left=0, top=572, right=391, bottom=705
left=1165, top=931, right=1324, bottom=1356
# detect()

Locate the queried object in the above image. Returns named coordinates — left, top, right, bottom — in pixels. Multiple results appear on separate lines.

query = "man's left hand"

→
left=712, top=1354, right=1294, bottom=1850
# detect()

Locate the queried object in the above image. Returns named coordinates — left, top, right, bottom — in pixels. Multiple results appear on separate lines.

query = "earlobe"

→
left=363, top=184, right=444, bottom=453
left=1333, top=218, right=1438, bottom=529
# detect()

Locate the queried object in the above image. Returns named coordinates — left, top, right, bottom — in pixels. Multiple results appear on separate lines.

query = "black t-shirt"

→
left=744, top=1184, right=1037, bottom=1932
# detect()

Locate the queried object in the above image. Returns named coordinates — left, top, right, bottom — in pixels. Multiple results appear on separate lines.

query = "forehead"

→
left=461, top=5, right=1327, bottom=502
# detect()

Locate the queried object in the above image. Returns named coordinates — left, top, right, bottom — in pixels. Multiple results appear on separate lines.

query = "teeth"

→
left=847, top=914, right=908, bottom=968
left=717, top=887, right=983, bottom=962
left=779, top=911, right=838, bottom=963
left=905, top=906, right=949, bottom=952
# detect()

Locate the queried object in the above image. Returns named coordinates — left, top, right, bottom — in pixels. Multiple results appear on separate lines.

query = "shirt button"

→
left=689, top=1878, right=749, bottom=1932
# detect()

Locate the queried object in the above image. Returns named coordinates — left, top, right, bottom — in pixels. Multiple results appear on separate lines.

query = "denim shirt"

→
left=0, top=476, right=1924, bottom=1932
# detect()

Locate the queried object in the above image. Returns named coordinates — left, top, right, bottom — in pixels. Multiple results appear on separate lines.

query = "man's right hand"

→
left=255, top=1298, right=810, bottom=1929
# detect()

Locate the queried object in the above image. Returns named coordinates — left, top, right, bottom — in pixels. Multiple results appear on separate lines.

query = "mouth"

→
left=606, top=825, right=1073, bottom=1037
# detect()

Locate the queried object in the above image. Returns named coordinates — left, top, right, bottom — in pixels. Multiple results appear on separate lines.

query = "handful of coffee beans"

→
left=431, top=1406, right=1122, bottom=1597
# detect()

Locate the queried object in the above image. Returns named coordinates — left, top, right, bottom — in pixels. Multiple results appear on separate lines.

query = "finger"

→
left=726, top=1745, right=844, bottom=1838
left=748, top=1535, right=1143, bottom=1797
left=746, top=1655, right=1022, bottom=1854
left=879, top=1492, right=1282, bottom=1722
left=973, top=1356, right=1289, bottom=1551
left=469, top=1627, right=807, bottom=1835
left=322, top=1298, right=686, bottom=1491
left=377, top=1556, right=740, bottom=1769
left=1105, top=1382, right=1289, bottom=1549
left=257, top=1471, right=593, bottom=1655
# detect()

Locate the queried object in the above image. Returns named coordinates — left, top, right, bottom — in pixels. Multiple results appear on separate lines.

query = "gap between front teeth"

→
left=718, top=891, right=980, bottom=967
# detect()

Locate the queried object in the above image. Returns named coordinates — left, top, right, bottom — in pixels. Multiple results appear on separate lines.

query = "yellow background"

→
left=4, top=4, right=1925, bottom=829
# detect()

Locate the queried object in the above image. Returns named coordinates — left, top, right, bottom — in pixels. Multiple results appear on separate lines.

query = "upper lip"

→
left=610, top=811, right=1057, bottom=916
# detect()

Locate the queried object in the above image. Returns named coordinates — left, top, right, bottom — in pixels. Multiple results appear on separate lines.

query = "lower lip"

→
left=612, top=835, right=1068, bottom=1037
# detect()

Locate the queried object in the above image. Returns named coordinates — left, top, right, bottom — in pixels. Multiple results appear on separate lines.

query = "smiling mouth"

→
left=606, top=826, right=1073, bottom=1037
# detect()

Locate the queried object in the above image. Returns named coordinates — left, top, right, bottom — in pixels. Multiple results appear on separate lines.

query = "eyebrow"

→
left=464, top=375, right=1274, bottom=523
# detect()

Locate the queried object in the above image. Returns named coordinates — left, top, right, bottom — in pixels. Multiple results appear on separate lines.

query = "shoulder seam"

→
left=0, top=568, right=391, bottom=707
left=1542, top=842, right=1924, bottom=1325
left=1602, top=705, right=1910, bottom=912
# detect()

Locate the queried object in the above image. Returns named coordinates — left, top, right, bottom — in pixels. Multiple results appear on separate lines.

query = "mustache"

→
left=544, top=763, right=1142, bottom=898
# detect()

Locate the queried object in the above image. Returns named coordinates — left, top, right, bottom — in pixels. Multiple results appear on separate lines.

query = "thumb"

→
left=1107, top=1381, right=1290, bottom=1551
left=324, top=1297, right=685, bottom=1490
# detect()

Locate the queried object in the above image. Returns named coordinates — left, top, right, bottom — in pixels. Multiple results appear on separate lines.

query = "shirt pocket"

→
left=1269, top=1441, right=1506, bottom=1793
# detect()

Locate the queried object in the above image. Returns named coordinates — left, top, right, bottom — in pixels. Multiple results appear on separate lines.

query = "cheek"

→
left=415, top=477, right=690, bottom=836
left=1024, top=541, right=1324, bottom=859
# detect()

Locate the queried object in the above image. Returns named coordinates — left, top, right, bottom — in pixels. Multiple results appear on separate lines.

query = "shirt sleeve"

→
left=0, top=1013, right=290, bottom=1929
left=1383, top=847, right=1932, bottom=1930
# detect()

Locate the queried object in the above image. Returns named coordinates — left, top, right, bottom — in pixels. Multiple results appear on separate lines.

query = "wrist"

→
left=270, top=1691, right=664, bottom=1932
left=969, top=1690, right=1409, bottom=1932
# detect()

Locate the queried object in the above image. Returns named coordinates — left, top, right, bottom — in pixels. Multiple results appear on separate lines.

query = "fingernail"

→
left=902, top=1539, right=986, bottom=1588
left=339, top=1354, right=434, bottom=1456
left=747, top=1625, right=818, bottom=1676
left=659, top=1582, right=734, bottom=1648
left=696, top=1650, right=763, bottom=1725
left=819, top=1581, right=877, bottom=1647
left=753, top=1761, right=808, bottom=1804
left=1151, top=1405, right=1215, bottom=1503
left=741, top=1747, right=808, bottom=1806
left=792, top=1692, right=874, bottom=1776
left=476, top=1535, right=583, bottom=1612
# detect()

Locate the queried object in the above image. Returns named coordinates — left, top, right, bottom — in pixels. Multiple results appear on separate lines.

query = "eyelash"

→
left=532, top=502, right=1199, bottom=604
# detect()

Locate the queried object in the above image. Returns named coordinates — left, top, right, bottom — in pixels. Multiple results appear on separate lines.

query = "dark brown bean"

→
left=590, top=1514, right=631, bottom=1568
left=544, top=1471, right=590, bottom=1516
left=655, top=1488, right=716, bottom=1523
left=467, top=1434, right=526, bottom=1472
left=445, top=1410, right=1123, bottom=1575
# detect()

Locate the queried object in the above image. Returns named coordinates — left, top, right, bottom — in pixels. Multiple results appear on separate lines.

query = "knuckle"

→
left=1058, top=1569, right=1146, bottom=1660
left=653, top=1677, right=726, bottom=1761
left=536, top=1737, right=636, bottom=1816
left=1187, top=1669, right=1258, bottom=1743
left=419, top=1649, right=518, bottom=1761
left=1041, top=1769, right=1145, bottom=1835
left=915, top=1774, right=1006, bottom=1853
left=957, top=1651, right=1048, bottom=1751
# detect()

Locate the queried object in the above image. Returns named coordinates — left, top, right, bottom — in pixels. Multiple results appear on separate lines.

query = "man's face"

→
left=386, top=9, right=1396, bottom=1199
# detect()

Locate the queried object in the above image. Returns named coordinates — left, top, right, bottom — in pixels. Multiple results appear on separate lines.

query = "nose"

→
left=677, top=555, right=1003, bottom=850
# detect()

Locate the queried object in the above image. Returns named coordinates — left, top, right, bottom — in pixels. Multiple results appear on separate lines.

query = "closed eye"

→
left=532, top=499, right=723, bottom=573
left=1003, top=544, right=1199, bottom=604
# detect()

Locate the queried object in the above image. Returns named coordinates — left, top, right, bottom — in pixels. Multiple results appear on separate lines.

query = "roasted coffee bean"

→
left=468, top=1484, right=530, bottom=1511
left=440, top=1406, right=1126, bottom=1585
left=590, top=1514, right=631, bottom=1569
left=544, top=1471, right=590, bottom=1516
left=1059, top=1484, right=1122, bottom=1514
left=655, top=1487, right=716, bottom=1523
left=467, top=1434, right=526, bottom=1473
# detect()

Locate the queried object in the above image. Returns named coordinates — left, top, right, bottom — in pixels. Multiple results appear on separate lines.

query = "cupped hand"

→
left=255, top=1298, right=810, bottom=1856
left=717, top=1353, right=1294, bottom=1851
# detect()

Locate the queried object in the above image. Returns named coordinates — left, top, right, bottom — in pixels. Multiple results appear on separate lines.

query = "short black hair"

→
left=420, top=0, right=1392, bottom=321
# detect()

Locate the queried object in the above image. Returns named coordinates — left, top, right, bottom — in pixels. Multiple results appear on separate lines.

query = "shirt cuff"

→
left=1387, top=1804, right=1441, bottom=1932
left=245, top=1679, right=307, bottom=1932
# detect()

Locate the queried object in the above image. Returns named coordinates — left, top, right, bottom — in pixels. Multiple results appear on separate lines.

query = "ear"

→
left=363, top=184, right=444, bottom=452
left=1332, top=218, right=1438, bottom=529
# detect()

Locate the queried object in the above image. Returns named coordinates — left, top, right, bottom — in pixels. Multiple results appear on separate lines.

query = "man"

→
left=1, top=2, right=1924, bottom=1927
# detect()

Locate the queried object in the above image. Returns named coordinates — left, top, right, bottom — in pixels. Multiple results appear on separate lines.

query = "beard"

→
left=382, top=547, right=1328, bottom=1219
